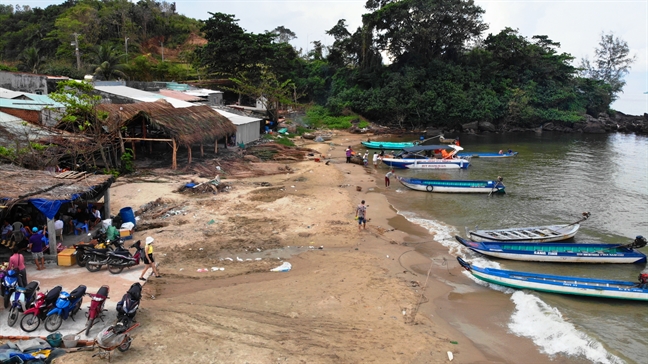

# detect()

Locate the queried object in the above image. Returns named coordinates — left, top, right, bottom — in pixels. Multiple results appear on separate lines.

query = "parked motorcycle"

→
left=85, top=239, right=125, bottom=272
left=85, top=285, right=110, bottom=336
left=74, top=231, right=111, bottom=268
left=107, top=241, right=142, bottom=274
left=44, top=284, right=87, bottom=332
left=7, top=281, right=40, bottom=326
left=1, top=269, right=19, bottom=309
left=115, top=282, right=141, bottom=332
left=20, top=285, right=62, bottom=332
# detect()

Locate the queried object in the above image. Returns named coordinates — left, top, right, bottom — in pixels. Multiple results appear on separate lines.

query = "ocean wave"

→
left=509, top=292, right=624, bottom=364
left=396, top=210, right=621, bottom=364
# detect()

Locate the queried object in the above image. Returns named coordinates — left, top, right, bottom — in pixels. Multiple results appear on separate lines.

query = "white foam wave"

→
left=509, top=291, right=624, bottom=364
left=396, top=210, right=621, bottom=364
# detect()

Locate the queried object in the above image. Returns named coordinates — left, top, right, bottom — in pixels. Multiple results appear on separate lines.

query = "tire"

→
left=117, top=338, right=132, bottom=352
left=76, top=252, right=87, bottom=267
left=108, top=265, right=124, bottom=274
left=85, top=317, right=95, bottom=337
left=20, top=313, right=40, bottom=332
left=426, top=185, right=433, bottom=192
left=7, top=307, right=19, bottom=326
left=44, top=314, right=63, bottom=332
left=86, top=257, right=102, bottom=272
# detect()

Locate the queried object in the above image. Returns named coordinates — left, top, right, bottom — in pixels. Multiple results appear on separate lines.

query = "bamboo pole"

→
left=172, top=139, right=177, bottom=170
left=200, top=143, right=204, bottom=157
left=188, top=144, right=192, bottom=164
left=131, top=141, right=136, bottom=160
left=214, top=140, right=218, bottom=153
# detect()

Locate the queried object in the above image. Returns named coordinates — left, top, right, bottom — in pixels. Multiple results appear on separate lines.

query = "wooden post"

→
left=214, top=140, right=218, bottom=154
left=47, top=218, right=57, bottom=259
left=103, top=188, right=111, bottom=219
left=172, top=139, right=177, bottom=170
left=187, top=145, right=192, bottom=164
left=131, top=141, right=136, bottom=159
left=200, top=143, right=204, bottom=157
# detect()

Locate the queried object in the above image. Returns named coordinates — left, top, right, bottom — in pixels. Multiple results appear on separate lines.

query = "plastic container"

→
left=62, top=334, right=79, bottom=348
left=119, top=207, right=136, bottom=227
left=46, top=332, right=62, bottom=347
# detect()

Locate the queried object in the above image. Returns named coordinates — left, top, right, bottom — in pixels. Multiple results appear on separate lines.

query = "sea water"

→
left=379, top=132, right=648, bottom=363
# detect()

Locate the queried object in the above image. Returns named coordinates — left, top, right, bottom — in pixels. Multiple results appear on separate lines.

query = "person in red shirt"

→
left=8, top=248, right=27, bottom=287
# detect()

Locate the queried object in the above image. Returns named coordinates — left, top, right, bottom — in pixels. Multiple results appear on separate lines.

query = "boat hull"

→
left=382, top=158, right=470, bottom=169
left=456, top=152, right=518, bottom=158
left=361, top=141, right=416, bottom=149
left=457, top=257, right=648, bottom=301
left=468, top=224, right=579, bottom=243
left=456, top=236, right=647, bottom=263
left=398, top=177, right=505, bottom=194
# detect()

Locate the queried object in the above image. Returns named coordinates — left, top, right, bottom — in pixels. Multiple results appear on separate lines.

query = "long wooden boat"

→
left=397, top=176, right=505, bottom=194
left=361, top=141, right=418, bottom=149
left=457, top=257, right=648, bottom=301
left=456, top=151, right=518, bottom=158
left=381, top=145, right=470, bottom=169
left=455, top=236, right=647, bottom=263
left=467, top=213, right=591, bottom=243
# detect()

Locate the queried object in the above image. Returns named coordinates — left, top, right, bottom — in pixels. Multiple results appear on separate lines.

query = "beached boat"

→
left=455, top=235, right=647, bottom=263
left=397, top=176, right=505, bottom=194
left=361, top=140, right=419, bottom=149
left=467, top=213, right=591, bottom=243
left=381, top=145, right=470, bottom=169
left=456, top=257, right=648, bottom=301
left=456, top=151, right=518, bottom=158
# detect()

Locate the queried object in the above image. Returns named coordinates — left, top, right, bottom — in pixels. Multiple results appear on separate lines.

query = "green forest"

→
left=0, top=0, right=635, bottom=129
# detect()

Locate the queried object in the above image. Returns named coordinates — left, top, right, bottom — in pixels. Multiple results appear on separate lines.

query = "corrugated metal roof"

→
left=159, top=89, right=203, bottom=102
left=0, top=87, right=26, bottom=99
left=0, top=96, right=64, bottom=110
left=94, top=85, right=195, bottom=108
left=214, top=108, right=262, bottom=126
left=0, top=111, right=64, bottom=144
left=184, top=88, right=223, bottom=97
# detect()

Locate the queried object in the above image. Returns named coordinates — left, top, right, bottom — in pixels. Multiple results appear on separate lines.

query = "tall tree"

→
left=19, top=47, right=45, bottom=74
left=272, top=26, right=296, bottom=43
left=580, top=32, right=636, bottom=101
left=91, top=45, right=127, bottom=80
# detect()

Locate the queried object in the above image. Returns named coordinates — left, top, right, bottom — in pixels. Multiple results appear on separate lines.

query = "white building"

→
left=214, top=109, right=262, bottom=146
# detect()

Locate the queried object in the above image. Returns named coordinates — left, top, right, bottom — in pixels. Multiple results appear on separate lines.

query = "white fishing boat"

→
left=467, top=213, right=591, bottom=243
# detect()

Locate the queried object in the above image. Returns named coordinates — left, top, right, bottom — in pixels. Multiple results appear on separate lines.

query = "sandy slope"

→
left=53, top=132, right=551, bottom=364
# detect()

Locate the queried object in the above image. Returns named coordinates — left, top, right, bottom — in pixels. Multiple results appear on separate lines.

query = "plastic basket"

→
left=46, top=332, right=62, bottom=347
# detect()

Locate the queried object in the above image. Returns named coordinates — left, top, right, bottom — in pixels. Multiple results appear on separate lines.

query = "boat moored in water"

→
left=381, top=145, right=470, bottom=169
left=467, top=212, right=591, bottom=242
left=456, top=150, right=518, bottom=158
left=457, top=256, right=648, bottom=301
left=397, top=176, right=505, bottom=194
left=455, top=235, right=648, bottom=264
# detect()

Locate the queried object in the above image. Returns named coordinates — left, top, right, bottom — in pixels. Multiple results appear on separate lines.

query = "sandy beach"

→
left=53, top=132, right=558, bottom=363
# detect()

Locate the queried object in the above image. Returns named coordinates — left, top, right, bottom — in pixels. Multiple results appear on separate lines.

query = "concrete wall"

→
left=0, top=108, right=40, bottom=124
left=126, top=81, right=166, bottom=92
left=0, top=71, right=48, bottom=94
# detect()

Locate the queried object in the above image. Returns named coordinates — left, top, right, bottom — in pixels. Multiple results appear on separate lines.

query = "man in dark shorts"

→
left=28, top=227, right=46, bottom=270
left=355, top=200, right=367, bottom=231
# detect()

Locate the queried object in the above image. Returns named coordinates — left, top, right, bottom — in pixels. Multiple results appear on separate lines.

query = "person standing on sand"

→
left=139, top=236, right=160, bottom=281
left=28, top=227, right=45, bottom=270
left=356, top=200, right=367, bottom=231
left=385, top=169, right=395, bottom=188
left=345, top=146, right=353, bottom=163
left=372, top=152, right=379, bottom=168
left=362, top=151, right=369, bottom=167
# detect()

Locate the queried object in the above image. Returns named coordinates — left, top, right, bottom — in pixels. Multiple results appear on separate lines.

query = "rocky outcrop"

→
left=478, top=121, right=496, bottom=132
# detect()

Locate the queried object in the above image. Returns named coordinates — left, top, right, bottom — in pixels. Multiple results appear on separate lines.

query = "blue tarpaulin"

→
left=29, top=198, right=69, bottom=220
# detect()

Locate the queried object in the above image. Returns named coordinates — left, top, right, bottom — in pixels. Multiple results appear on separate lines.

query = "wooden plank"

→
left=123, top=138, right=173, bottom=142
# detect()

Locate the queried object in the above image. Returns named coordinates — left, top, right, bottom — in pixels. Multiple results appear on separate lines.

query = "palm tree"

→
left=20, top=47, right=45, bottom=74
left=91, top=45, right=127, bottom=80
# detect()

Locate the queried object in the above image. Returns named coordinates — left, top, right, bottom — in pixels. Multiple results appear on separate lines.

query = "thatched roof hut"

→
left=98, top=100, right=236, bottom=169
left=0, top=164, right=114, bottom=221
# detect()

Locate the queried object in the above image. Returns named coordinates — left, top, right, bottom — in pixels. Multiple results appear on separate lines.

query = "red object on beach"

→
left=314, top=158, right=320, bottom=162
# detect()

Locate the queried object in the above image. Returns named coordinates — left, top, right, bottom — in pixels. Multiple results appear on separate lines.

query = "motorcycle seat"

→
left=70, top=285, right=87, bottom=300
left=24, top=281, right=39, bottom=297
left=45, top=286, right=63, bottom=304
left=96, top=286, right=109, bottom=297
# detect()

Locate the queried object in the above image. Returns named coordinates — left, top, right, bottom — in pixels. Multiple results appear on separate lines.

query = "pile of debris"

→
left=246, top=143, right=315, bottom=161
left=176, top=176, right=231, bottom=195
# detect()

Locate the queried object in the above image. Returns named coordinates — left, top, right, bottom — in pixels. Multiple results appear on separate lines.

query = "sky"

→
left=8, top=0, right=648, bottom=116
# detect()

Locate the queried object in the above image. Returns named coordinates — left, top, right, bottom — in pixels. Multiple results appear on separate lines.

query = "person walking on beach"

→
left=8, top=247, right=27, bottom=287
left=345, top=146, right=353, bottom=163
left=362, top=151, right=369, bottom=167
left=385, top=169, right=395, bottom=188
left=139, top=236, right=160, bottom=281
left=372, top=152, right=379, bottom=168
left=28, top=227, right=45, bottom=270
left=356, top=200, right=367, bottom=231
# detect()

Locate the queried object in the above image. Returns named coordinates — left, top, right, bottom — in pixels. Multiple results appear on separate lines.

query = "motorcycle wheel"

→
left=76, top=252, right=88, bottom=267
left=7, top=307, right=19, bottom=326
left=44, top=314, right=63, bottom=332
left=117, top=337, right=132, bottom=352
left=86, top=260, right=102, bottom=272
left=20, top=313, right=41, bottom=332
left=108, top=265, right=124, bottom=274
left=85, top=317, right=95, bottom=337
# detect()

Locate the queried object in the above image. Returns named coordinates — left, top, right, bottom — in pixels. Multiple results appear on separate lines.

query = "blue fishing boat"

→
left=397, top=176, right=505, bottom=194
left=361, top=140, right=418, bottom=149
left=455, top=235, right=648, bottom=264
left=457, top=257, right=648, bottom=301
left=381, top=145, right=470, bottom=169
left=456, top=151, right=518, bottom=158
